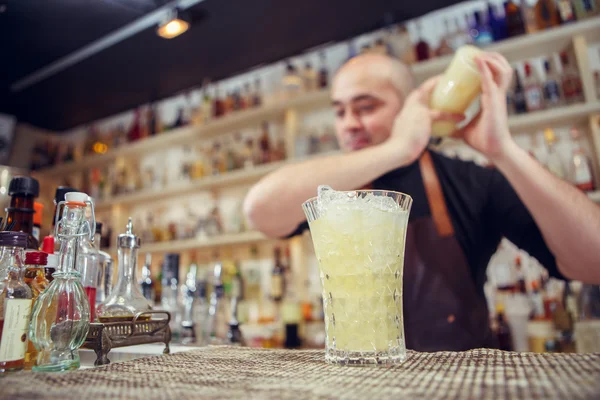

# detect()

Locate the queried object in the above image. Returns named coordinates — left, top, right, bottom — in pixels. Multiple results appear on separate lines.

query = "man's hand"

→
left=454, top=52, right=514, bottom=162
left=387, top=76, right=465, bottom=166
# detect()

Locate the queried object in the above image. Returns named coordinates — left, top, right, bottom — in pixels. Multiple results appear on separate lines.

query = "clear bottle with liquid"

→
left=568, top=127, right=595, bottom=192
left=97, top=219, right=152, bottom=322
left=544, top=128, right=566, bottom=179
left=29, top=192, right=92, bottom=372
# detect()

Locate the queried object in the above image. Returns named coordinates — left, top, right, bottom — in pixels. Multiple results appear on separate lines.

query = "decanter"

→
left=29, top=192, right=93, bottom=371
left=97, top=218, right=152, bottom=322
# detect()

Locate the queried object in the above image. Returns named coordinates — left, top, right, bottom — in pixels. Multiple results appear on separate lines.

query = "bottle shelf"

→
left=109, top=230, right=269, bottom=254
left=412, top=17, right=600, bottom=82
left=94, top=151, right=340, bottom=211
left=34, top=90, right=331, bottom=178
left=508, top=102, right=600, bottom=133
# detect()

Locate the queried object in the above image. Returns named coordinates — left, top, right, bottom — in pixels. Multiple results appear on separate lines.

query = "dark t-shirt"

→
left=286, top=150, right=563, bottom=292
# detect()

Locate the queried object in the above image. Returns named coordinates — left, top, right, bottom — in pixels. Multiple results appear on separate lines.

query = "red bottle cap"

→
left=25, top=251, right=48, bottom=266
left=42, top=235, right=55, bottom=254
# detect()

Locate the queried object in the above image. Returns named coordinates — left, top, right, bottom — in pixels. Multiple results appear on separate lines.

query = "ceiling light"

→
left=157, top=8, right=190, bottom=39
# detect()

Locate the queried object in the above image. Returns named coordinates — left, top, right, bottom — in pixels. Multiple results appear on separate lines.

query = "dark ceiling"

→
left=0, top=0, right=463, bottom=131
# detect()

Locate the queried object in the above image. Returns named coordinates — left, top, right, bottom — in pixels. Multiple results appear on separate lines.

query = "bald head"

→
left=333, top=53, right=415, bottom=100
left=330, top=53, right=415, bottom=152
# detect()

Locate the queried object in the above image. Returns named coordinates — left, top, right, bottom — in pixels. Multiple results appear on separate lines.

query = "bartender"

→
left=243, top=52, right=600, bottom=351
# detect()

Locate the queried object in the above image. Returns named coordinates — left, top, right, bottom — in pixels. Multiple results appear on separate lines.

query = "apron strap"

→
left=419, top=150, right=455, bottom=238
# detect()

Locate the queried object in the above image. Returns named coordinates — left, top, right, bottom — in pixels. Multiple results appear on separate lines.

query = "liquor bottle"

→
left=242, top=83, right=252, bottom=109
left=252, top=78, right=262, bottom=107
left=233, top=90, right=244, bottom=112
left=435, top=19, right=454, bottom=57
left=271, top=247, right=285, bottom=302
left=318, top=52, right=329, bottom=89
left=282, top=61, right=303, bottom=97
left=173, top=106, right=187, bottom=128
left=504, top=0, right=526, bottom=37
left=513, top=70, right=528, bottom=114
left=201, top=81, right=213, bottom=123
left=259, top=122, right=272, bottom=164
left=542, top=58, right=562, bottom=108
left=523, top=62, right=545, bottom=112
left=180, top=261, right=198, bottom=342
left=94, top=222, right=113, bottom=307
left=495, top=303, right=513, bottom=351
left=240, top=138, right=256, bottom=169
left=33, top=202, right=43, bottom=244
left=522, top=0, right=539, bottom=34
left=6, top=176, right=40, bottom=250
left=556, top=0, right=577, bottom=23
left=470, top=10, right=494, bottom=46
left=22, top=251, right=49, bottom=370
left=568, top=127, right=595, bottom=192
left=29, top=193, right=92, bottom=371
left=224, top=91, right=234, bottom=114
left=213, top=84, right=225, bottom=118
left=128, top=109, right=142, bottom=141
left=97, top=219, right=152, bottom=323
left=560, top=52, right=584, bottom=104
left=488, top=3, right=508, bottom=41
left=303, top=61, right=318, bottom=92
left=140, top=253, right=155, bottom=302
left=192, top=279, right=209, bottom=345
left=534, top=0, right=559, bottom=29
left=77, top=201, right=99, bottom=322
left=544, top=128, right=566, bottom=179
left=414, top=20, right=430, bottom=62
left=573, top=0, right=597, bottom=19
left=205, top=257, right=229, bottom=343
left=0, top=232, right=32, bottom=374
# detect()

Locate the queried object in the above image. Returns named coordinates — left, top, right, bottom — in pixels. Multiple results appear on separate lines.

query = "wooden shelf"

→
left=94, top=151, right=340, bottom=211
left=412, top=17, right=600, bottom=82
left=588, top=190, right=600, bottom=203
left=34, top=90, right=331, bottom=178
left=508, top=102, right=600, bottom=133
left=110, top=230, right=269, bottom=254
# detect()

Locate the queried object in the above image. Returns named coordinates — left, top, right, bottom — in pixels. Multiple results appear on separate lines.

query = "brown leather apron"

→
left=400, top=151, right=496, bottom=351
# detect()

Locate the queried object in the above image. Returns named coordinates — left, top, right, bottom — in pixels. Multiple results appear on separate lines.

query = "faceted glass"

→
left=303, top=189, right=412, bottom=366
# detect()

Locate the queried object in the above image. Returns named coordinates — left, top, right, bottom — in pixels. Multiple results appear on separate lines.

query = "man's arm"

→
left=244, top=143, right=401, bottom=238
left=457, top=52, right=600, bottom=284
left=493, top=141, right=600, bottom=283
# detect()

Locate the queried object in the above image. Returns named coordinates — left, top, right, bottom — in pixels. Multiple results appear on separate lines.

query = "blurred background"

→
left=1, top=0, right=599, bottom=354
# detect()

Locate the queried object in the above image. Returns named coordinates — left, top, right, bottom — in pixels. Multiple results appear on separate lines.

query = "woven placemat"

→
left=1, top=346, right=599, bottom=400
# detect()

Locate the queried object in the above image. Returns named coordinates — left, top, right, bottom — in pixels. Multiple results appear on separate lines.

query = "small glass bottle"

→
left=94, top=222, right=114, bottom=308
left=78, top=200, right=99, bottom=322
left=193, top=280, right=209, bottom=345
left=534, top=0, right=559, bottom=29
left=470, top=10, right=494, bottom=46
left=0, top=232, right=32, bottom=375
left=543, top=57, right=563, bottom=108
left=414, top=20, right=430, bottom=62
left=513, top=70, right=528, bottom=114
left=568, top=127, right=595, bottom=192
left=97, top=219, right=152, bottom=322
left=318, top=51, right=329, bottom=89
left=282, top=61, right=304, bottom=97
left=560, top=52, right=584, bottom=104
left=29, top=192, right=92, bottom=372
left=180, top=261, right=198, bottom=343
left=140, top=253, right=155, bottom=303
left=205, top=258, right=229, bottom=343
left=23, top=251, right=49, bottom=370
left=544, top=128, right=566, bottom=179
left=161, top=253, right=181, bottom=339
left=523, top=62, right=545, bottom=112
left=302, top=61, right=318, bottom=92
left=504, top=0, right=526, bottom=37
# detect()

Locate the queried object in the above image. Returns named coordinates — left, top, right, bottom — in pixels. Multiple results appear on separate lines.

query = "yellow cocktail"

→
left=303, top=187, right=412, bottom=365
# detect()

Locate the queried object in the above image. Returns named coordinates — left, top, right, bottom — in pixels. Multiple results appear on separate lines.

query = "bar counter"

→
left=2, top=346, right=599, bottom=399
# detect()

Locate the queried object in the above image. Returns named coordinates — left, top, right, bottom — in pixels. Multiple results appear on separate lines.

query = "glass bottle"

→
left=94, top=222, right=114, bottom=309
left=568, top=127, right=595, bottom=192
left=282, top=61, right=304, bottom=97
left=414, top=21, right=430, bottom=62
left=271, top=247, right=285, bottom=302
left=205, top=257, right=229, bottom=343
left=522, top=0, right=539, bottom=34
left=435, top=19, right=455, bottom=57
left=544, top=128, right=566, bottom=179
left=259, top=122, right=272, bottom=164
left=29, top=192, right=92, bottom=372
left=556, top=0, right=577, bottom=23
left=318, top=51, right=329, bottom=89
left=470, top=10, right=494, bottom=46
left=23, top=251, right=49, bottom=370
left=140, top=253, right=155, bottom=302
left=504, top=0, right=526, bottom=37
left=543, top=57, right=563, bottom=108
left=201, top=80, right=213, bottom=123
left=97, top=219, right=151, bottom=322
left=252, top=78, right=262, bottom=107
left=560, top=52, right=584, bottom=104
left=180, top=261, right=198, bottom=343
left=523, top=62, right=545, bottom=112
left=513, top=70, right=528, bottom=114
left=488, top=2, right=508, bottom=41
left=193, top=279, right=209, bottom=345
left=78, top=199, right=99, bottom=322
left=6, top=176, right=40, bottom=250
left=0, top=232, right=31, bottom=374
left=535, top=0, right=559, bottom=29
left=161, top=253, right=181, bottom=339
left=303, top=61, right=318, bottom=92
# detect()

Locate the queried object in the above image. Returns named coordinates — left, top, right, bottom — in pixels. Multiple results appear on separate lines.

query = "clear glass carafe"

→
left=29, top=192, right=93, bottom=371
left=97, top=219, right=152, bottom=322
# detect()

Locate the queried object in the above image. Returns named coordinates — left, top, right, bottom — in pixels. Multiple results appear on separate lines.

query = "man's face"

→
left=331, top=65, right=404, bottom=152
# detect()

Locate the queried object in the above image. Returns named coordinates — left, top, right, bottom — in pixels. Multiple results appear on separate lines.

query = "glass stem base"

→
left=32, top=350, right=81, bottom=372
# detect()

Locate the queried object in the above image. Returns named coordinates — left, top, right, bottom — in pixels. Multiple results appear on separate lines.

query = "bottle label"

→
left=0, top=299, right=32, bottom=362
left=525, top=86, right=543, bottom=110
left=271, top=275, right=283, bottom=299
left=543, top=81, right=561, bottom=105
